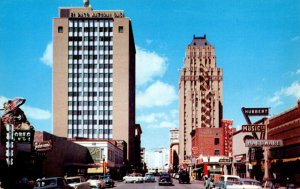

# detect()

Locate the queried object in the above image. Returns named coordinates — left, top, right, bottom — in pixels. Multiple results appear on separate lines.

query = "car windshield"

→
left=89, top=175, right=99, bottom=180
left=66, top=178, right=80, bottom=183
left=36, top=179, right=57, bottom=187
left=102, top=175, right=111, bottom=179
left=241, top=180, right=261, bottom=186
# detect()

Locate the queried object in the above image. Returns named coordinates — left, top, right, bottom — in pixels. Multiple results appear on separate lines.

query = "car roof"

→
left=37, top=177, right=63, bottom=181
left=240, top=178, right=260, bottom=182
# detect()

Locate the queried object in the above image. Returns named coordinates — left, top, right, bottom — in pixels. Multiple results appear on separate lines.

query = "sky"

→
left=0, top=0, right=299, bottom=150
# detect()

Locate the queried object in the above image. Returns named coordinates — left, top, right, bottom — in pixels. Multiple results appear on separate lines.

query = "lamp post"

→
left=102, top=155, right=106, bottom=176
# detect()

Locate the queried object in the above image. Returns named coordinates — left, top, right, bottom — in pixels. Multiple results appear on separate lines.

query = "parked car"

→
left=144, top=173, right=156, bottom=182
left=100, top=175, right=115, bottom=187
left=240, top=178, right=261, bottom=186
left=158, top=173, right=173, bottom=186
left=65, top=176, right=91, bottom=189
left=213, top=175, right=240, bottom=189
left=178, top=171, right=190, bottom=184
left=123, top=173, right=144, bottom=183
left=34, top=177, right=74, bottom=189
left=227, top=178, right=262, bottom=189
left=87, top=175, right=105, bottom=189
left=261, top=178, right=297, bottom=189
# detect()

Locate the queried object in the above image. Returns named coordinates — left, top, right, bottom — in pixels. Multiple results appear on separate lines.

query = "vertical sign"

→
left=5, top=124, right=14, bottom=166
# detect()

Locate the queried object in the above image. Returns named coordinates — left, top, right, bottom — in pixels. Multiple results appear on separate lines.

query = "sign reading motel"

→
left=245, top=139, right=283, bottom=147
left=242, top=124, right=266, bottom=132
left=242, top=107, right=269, bottom=116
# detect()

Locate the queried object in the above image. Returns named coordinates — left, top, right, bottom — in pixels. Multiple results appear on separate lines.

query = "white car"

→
left=213, top=175, right=241, bottom=189
left=123, top=173, right=144, bottom=183
left=87, top=175, right=105, bottom=189
left=65, top=176, right=91, bottom=189
left=214, top=176, right=262, bottom=189
left=227, top=178, right=262, bottom=189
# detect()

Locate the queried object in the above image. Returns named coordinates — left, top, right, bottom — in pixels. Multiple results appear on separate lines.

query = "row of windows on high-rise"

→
left=68, top=46, right=113, bottom=51
left=68, top=101, right=112, bottom=106
left=68, top=110, right=113, bottom=116
left=69, top=27, right=113, bottom=33
left=68, top=55, right=113, bottom=60
left=68, top=92, right=113, bottom=97
left=68, top=129, right=112, bottom=135
left=68, top=82, right=112, bottom=88
left=68, top=36, right=113, bottom=42
left=68, top=101, right=97, bottom=106
left=68, top=64, right=113, bottom=69
left=68, top=120, right=112, bottom=124
left=68, top=73, right=113, bottom=78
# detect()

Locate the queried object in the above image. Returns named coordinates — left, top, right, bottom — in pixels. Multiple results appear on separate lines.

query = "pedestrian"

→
left=205, top=177, right=211, bottom=189
left=210, top=177, right=214, bottom=189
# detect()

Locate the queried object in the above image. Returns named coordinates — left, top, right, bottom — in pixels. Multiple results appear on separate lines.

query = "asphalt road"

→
left=114, top=179, right=205, bottom=189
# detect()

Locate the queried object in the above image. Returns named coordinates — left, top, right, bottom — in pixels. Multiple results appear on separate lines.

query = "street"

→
left=115, top=179, right=205, bottom=189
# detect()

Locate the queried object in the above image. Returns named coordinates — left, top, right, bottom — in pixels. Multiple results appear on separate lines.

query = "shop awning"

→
left=87, top=167, right=104, bottom=174
left=192, top=167, right=203, bottom=172
left=209, top=168, right=222, bottom=173
left=271, top=157, right=300, bottom=163
left=64, top=162, right=96, bottom=168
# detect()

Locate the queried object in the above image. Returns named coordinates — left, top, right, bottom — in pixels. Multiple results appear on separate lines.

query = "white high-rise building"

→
left=145, top=148, right=169, bottom=172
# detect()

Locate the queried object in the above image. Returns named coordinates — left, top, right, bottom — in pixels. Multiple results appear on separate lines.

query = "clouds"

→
left=40, top=42, right=53, bottom=67
left=136, top=46, right=178, bottom=130
left=268, top=81, right=300, bottom=107
left=137, top=81, right=177, bottom=108
left=136, top=46, right=168, bottom=86
left=137, top=110, right=178, bottom=129
left=22, top=106, right=52, bottom=120
left=0, top=96, right=51, bottom=120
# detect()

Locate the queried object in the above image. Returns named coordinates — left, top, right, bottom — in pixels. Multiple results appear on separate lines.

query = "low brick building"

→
left=268, top=100, right=300, bottom=183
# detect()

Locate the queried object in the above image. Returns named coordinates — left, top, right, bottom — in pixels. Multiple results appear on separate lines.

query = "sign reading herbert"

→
left=242, top=124, right=266, bottom=132
left=245, top=139, right=283, bottom=147
left=242, top=107, right=269, bottom=116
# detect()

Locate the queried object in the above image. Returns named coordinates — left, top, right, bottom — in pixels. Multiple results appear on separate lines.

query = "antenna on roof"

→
left=84, top=0, right=89, bottom=7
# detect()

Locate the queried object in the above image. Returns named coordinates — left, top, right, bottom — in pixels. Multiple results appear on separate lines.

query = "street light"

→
left=102, top=155, right=106, bottom=176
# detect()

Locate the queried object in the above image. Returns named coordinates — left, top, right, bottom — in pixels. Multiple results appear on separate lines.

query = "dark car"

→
left=158, top=173, right=173, bottom=186
left=144, top=173, right=156, bottom=182
left=178, top=171, right=190, bottom=184
left=101, top=175, right=114, bottom=187
left=34, top=177, right=74, bottom=189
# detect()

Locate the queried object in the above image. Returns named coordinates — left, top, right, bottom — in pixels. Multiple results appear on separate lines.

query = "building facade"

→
left=169, top=128, right=179, bottom=172
left=145, top=148, right=169, bottom=173
left=53, top=1, right=136, bottom=164
left=73, top=139, right=123, bottom=178
left=179, top=35, right=223, bottom=162
left=268, top=100, right=300, bottom=183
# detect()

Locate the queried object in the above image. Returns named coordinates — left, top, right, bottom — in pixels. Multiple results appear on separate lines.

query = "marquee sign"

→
left=245, top=139, right=283, bottom=147
left=13, top=130, right=35, bottom=143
